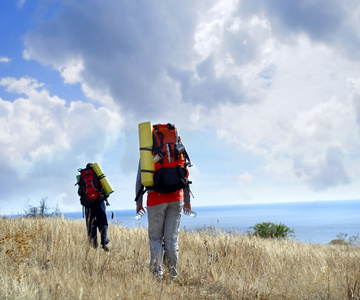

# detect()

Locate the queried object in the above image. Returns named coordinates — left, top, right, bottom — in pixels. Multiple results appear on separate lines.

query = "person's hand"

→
left=183, top=202, right=191, bottom=214
left=136, top=205, right=146, bottom=214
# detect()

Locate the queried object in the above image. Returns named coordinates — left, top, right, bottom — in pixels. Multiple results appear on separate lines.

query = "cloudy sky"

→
left=1, top=0, right=360, bottom=215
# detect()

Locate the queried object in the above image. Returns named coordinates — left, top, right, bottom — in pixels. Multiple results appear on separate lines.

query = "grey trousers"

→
left=147, top=200, right=184, bottom=277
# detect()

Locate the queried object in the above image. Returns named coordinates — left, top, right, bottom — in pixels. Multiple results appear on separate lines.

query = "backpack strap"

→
left=152, top=129, right=160, bottom=153
left=134, top=184, right=148, bottom=202
left=166, top=143, right=174, bottom=161
left=184, top=149, right=192, bottom=167
left=154, top=126, right=164, bottom=146
left=153, top=125, right=163, bottom=155
left=175, top=129, right=180, bottom=146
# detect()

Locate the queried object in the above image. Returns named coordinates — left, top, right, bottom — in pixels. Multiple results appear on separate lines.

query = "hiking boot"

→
left=102, top=244, right=109, bottom=251
left=153, top=272, right=163, bottom=280
left=91, top=240, right=98, bottom=249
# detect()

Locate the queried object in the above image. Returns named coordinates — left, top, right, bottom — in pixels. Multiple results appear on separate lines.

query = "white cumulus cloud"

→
left=0, top=76, right=123, bottom=212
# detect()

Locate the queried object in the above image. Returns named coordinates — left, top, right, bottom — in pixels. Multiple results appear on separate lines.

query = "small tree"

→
left=24, top=198, right=52, bottom=218
left=53, top=201, right=62, bottom=217
left=26, top=206, right=39, bottom=218
left=249, top=222, right=295, bottom=239
left=39, top=198, right=48, bottom=217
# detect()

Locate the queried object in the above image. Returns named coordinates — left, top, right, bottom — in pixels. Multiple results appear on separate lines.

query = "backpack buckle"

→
left=152, top=153, right=163, bottom=163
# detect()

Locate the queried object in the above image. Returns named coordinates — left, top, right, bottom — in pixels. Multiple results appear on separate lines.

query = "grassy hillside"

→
left=0, top=217, right=359, bottom=299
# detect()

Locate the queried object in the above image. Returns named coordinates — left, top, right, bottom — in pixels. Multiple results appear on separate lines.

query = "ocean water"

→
left=64, top=200, right=360, bottom=245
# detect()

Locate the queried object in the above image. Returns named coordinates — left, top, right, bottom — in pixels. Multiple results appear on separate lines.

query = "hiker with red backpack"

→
left=135, top=123, right=193, bottom=279
left=77, top=163, right=112, bottom=251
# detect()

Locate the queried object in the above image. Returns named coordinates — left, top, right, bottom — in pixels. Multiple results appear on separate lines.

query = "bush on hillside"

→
left=329, top=233, right=360, bottom=247
left=249, top=222, right=295, bottom=239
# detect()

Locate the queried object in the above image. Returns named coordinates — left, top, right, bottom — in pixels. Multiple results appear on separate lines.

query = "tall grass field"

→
left=1, top=217, right=359, bottom=299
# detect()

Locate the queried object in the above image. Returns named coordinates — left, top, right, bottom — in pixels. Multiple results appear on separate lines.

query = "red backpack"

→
left=77, top=166, right=104, bottom=206
left=151, top=123, right=192, bottom=193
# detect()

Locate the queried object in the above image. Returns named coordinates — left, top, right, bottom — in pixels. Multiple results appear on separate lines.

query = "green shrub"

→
left=249, top=222, right=295, bottom=239
left=329, top=233, right=360, bottom=247
left=329, top=238, right=348, bottom=246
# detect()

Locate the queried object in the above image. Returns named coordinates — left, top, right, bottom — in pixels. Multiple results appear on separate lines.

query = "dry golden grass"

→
left=0, top=217, right=359, bottom=300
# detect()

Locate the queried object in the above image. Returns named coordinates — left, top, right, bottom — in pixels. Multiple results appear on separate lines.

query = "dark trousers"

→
left=85, top=200, right=110, bottom=247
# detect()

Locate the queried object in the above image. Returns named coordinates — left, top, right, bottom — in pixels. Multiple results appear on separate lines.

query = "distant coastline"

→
left=62, top=199, right=360, bottom=245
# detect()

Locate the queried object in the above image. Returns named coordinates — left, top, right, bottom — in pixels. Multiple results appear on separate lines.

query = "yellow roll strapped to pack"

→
left=92, top=162, right=114, bottom=196
left=138, top=121, right=155, bottom=187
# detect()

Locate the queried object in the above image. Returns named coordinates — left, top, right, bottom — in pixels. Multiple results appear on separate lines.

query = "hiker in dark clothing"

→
left=77, top=163, right=110, bottom=251
left=84, top=199, right=110, bottom=250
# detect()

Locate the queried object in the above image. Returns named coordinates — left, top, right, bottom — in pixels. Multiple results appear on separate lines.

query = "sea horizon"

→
left=63, top=199, right=360, bottom=245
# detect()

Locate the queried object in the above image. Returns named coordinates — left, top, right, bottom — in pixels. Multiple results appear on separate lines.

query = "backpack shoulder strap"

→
left=184, top=149, right=192, bottom=167
left=153, top=125, right=165, bottom=159
left=134, top=185, right=148, bottom=202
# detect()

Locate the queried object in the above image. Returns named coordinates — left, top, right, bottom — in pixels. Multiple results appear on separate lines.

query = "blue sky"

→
left=1, top=0, right=360, bottom=215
